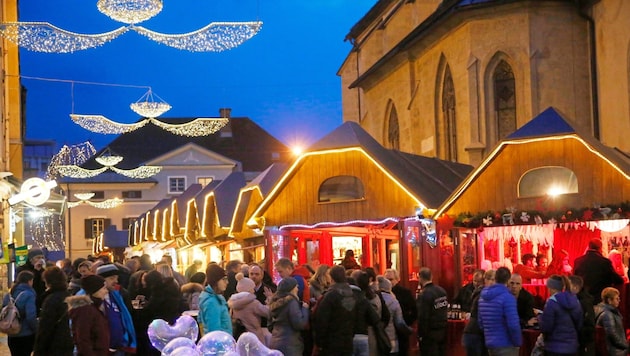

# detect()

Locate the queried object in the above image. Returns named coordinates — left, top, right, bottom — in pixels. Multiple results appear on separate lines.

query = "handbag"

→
left=374, top=321, right=392, bottom=355
left=0, top=292, right=24, bottom=335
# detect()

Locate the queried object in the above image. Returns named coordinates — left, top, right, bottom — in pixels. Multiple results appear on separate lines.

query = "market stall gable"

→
left=248, top=121, right=474, bottom=229
left=435, top=107, right=630, bottom=223
left=229, top=163, right=288, bottom=240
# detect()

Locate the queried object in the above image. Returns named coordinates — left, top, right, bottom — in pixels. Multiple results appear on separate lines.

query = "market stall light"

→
left=279, top=217, right=401, bottom=231
left=291, top=145, right=303, bottom=156
left=97, top=0, right=163, bottom=24
left=546, top=186, right=566, bottom=197
left=0, top=22, right=128, bottom=53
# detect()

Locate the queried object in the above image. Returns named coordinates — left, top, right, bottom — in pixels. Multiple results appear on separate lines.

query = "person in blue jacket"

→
left=3, top=270, right=38, bottom=356
left=478, top=267, right=522, bottom=355
left=538, top=275, right=583, bottom=355
left=199, top=264, right=232, bottom=334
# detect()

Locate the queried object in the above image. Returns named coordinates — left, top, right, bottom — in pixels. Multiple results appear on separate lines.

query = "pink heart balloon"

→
left=147, top=315, right=199, bottom=351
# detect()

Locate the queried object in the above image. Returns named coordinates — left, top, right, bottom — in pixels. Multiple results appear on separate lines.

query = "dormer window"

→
left=518, top=166, right=578, bottom=198
left=318, top=175, right=365, bottom=203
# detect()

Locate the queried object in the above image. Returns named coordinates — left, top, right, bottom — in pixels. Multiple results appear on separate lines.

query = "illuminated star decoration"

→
left=57, top=151, right=161, bottom=179
left=67, top=192, right=124, bottom=209
left=70, top=89, right=229, bottom=136
left=0, top=0, right=262, bottom=53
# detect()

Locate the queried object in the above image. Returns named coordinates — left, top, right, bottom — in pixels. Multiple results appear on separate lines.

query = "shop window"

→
left=518, top=166, right=578, bottom=198
left=318, top=175, right=365, bottom=203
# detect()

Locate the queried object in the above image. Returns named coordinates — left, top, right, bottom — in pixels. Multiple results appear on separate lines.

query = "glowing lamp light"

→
left=291, top=146, right=303, bottom=156
left=547, top=186, right=565, bottom=197
left=9, top=178, right=57, bottom=206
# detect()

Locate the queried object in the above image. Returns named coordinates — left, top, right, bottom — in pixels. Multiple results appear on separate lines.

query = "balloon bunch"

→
left=147, top=315, right=283, bottom=355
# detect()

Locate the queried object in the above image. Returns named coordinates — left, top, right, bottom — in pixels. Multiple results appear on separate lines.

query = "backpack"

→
left=0, top=292, right=24, bottom=335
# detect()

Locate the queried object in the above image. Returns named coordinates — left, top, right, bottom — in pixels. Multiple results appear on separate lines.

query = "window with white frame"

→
left=169, top=177, right=186, bottom=193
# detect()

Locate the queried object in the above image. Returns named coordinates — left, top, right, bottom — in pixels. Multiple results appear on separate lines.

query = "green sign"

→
left=15, top=245, right=28, bottom=266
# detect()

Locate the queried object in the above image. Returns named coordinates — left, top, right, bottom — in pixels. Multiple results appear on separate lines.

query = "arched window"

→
left=494, top=60, right=516, bottom=140
left=518, top=166, right=578, bottom=198
left=387, top=104, right=400, bottom=150
left=442, top=66, right=457, bottom=161
left=318, top=175, right=365, bottom=203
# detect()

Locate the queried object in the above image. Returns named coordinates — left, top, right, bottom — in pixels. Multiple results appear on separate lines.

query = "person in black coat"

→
left=416, top=267, right=448, bottom=355
left=508, top=273, right=537, bottom=328
left=385, top=268, right=418, bottom=356
left=574, top=238, right=624, bottom=304
left=16, top=248, right=46, bottom=313
left=34, top=267, right=74, bottom=356
left=569, top=275, right=596, bottom=356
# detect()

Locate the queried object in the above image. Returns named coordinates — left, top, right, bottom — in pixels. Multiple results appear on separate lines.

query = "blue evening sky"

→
left=19, top=1, right=376, bottom=150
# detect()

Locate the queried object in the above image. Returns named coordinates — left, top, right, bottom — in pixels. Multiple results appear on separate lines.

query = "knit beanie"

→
left=277, top=277, right=298, bottom=294
left=206, top=264, right=226, bottom=286
left=82, top=275, right=106, bottom=295
left=27, top=248, right=44, bottom=261
left=96, top=264, right=120, bottom=278
left=236, top=277, right=256, bottom=293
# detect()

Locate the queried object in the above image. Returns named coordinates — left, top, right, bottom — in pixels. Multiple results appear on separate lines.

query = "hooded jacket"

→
left=477, top=283, right=522, bottom=348
left=34, top=287, right=73, bottom=355
left=198, top=286, right=232, bottom=334
left=268, top=293, right=309, bottom=356
left=312, top=282, right=357, bottom=354
left=595, top=302, right=628, bottom=355
left=66, top=295, right=110, bottom=356
left=539, top=291, right=583, bottom=353
left=180, top=282, right=204, bottom=310
left=228, top=291, right=270, bottom=343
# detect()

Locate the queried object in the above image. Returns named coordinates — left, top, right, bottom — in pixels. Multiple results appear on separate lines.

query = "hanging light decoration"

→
left=0, top=2, right=262, bottom=53
left=68, top=193, right=124, bottom=209
left=58, top=151, right=161, bottom=179
left=46, top=141, right=96, bottom=180
left=132, top=21, right=263, bottom=52
left=130, top=89, right=171, bottom=117
left=71, top=89, right=228, bottom=136
left=0, top=22, right=128, bottom=53
left=97, top=0, right=163, bottom=24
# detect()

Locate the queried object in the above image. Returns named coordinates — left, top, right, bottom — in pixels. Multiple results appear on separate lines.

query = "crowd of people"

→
left=2, top=238, right=630, bottom=356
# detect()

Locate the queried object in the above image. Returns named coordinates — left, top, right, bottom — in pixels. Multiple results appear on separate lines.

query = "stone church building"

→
left=338, top=0, right=630, bottom=167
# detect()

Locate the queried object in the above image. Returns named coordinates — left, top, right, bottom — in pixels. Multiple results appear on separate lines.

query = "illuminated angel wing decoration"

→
left=87, top=198, right=124, bottom=209
left=57, top=165, right=108, bottom=178
left=110, top=166, right=162, bottom=178
left=149, top=117, right=228, bottom=136
left=70, top=114, right=150, bottom=134
left=0, top=22, right=129, bottom=53
left=132, top=21, right=263, bottom=52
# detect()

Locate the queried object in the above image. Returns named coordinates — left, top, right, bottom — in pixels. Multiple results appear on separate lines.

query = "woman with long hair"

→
left=198, top=264, right=232, bottom=334
left=595, top=287, right=628, bottom=355
left=268, top=277, right=309, bottom=355
left=33, top=267, right=73, bottom=355
left=538, top=275, right=583, bottom=356
left=3, top=270, right=38, bottom=356
left=309, top=264, right=331, bottom=301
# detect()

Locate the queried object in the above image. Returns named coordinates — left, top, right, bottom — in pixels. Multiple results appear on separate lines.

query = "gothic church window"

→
left=494, top=60, right=516, bottom=140
left=387, top=104, right=400, bottom=150
left=442, top=66, right=457, bottom=161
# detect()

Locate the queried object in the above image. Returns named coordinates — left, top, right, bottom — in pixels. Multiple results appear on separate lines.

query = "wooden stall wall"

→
left=262, top=150, right=420, bottom=227
left=446, top=137, right=630, bottom=216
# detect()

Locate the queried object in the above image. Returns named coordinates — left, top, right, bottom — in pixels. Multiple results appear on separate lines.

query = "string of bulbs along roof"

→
left=70, top=88, right=229, bottom=136
left=0, top=0, right=262, bottom=53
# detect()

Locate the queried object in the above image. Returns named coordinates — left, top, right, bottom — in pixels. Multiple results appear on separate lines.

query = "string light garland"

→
left=97, top=0, right=163, bottom=24
left=132, top=21, right=263, bottom=52
left=0, top=2, right=262, bottom=53
left=57, top=166, right=107, bottom=178
left=58, top=163, right=161, bottom=179
left=0, top=22, right=128, bottom=53
left=46, top=141, right=97, bottom=180
left=68, top=196, right=124, bottom=209
left=110, top=165, right=161, bottom=178
left=70, top=115, right=229, bottom=136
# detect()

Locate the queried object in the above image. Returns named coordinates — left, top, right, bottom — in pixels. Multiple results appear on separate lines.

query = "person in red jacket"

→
left=66, top=275, right=110, bottom=356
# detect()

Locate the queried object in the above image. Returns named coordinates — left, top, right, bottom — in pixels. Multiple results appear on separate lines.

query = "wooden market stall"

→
left=245, top=121, right=473, bottom=290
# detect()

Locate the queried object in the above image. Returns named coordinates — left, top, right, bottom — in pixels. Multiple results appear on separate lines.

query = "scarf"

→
left=110, top=290, right=137, bottom=352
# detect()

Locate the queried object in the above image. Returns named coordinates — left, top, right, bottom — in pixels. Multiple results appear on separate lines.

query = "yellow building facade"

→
left=339, top=0, right=630, bottom=167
